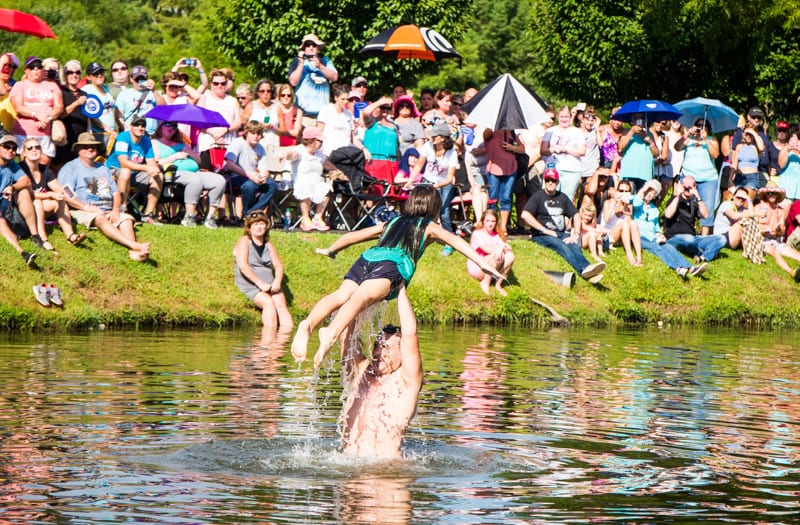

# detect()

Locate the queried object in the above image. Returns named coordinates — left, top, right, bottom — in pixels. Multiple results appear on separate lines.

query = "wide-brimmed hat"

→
left=298, top=33, right=325, bottom=49
left=72, top=132, right=103, bottom=151
left=758, top=182, right=786, bottom=203
left=639, top=179, right=662, bottom=197
left=393, top=95, right=420, bottom=118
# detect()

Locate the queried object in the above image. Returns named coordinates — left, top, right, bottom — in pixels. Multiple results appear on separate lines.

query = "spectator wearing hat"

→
left=754, top=182, right=800, bottom=280
left=282, top=126, right=336, bottom=231
left=0, top=134, right=44, bottom=263
left=350, top=76, right=370, bottom=123
left=105, top=115, right=164, bottom=224
left=288, top=33, right=338, bottom=123
left=392, top=95, right=424, bottom=156
left=520, top=167, right=606, bottom=283
left=54, top=59, right=89, bottom=170
left=0, top=53, right=19, bottom=132
left=81, top=62, right=125, bottom=138
left=58, top=132, right=151, bottom=261
left=770, top=121, right=791, bottom=175
left=777, top=130, right=800, bottom=203
left=116, top=65, right=159, bottom=135
left=731, top=107, right=773, bottom=185
left=631, top=179, right=707, bottom=278
left=9, top=56, right=64, bottom=165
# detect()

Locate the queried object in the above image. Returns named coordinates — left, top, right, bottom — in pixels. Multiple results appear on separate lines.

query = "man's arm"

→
left=397, top=286, right=421, bottom=387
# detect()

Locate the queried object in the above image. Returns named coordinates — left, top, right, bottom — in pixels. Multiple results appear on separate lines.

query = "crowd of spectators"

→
left=2, top=39, right=800, bottom=293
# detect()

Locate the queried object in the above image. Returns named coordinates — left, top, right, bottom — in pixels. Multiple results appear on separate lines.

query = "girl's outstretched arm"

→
left=315, top=223, right=384, bottom=258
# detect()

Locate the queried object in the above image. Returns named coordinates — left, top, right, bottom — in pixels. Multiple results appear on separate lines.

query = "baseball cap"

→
left=429, top=123, right=452, bottom=138
left=131, top=65, right=148, bottom=80
left=777, top=121, right=790, bottom=130
left=0, top=134, right=19, bottom=147
left=543, top=167, right=559, bottom=181
left=24, top=56, right=42, bottom=69
left=748, top=106, right=764, bottom=119
left=86, top=62, right=105, bottom=76
left=131, top=115, right=147, bottom=126
left=6, top=53, right=19, bottom=68
left=351, top=76, right=367, bottom=87
left=347, top=89, right=361, bottom=101
left=302, top=127, right=323, bottom=141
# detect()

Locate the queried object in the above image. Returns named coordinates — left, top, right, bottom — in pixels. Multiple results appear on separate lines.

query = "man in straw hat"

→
left=288, top=33, right=338, bottom=124
left=57, top=132, right=151, bottom=261
left=754, top=182, right=800, bottom=281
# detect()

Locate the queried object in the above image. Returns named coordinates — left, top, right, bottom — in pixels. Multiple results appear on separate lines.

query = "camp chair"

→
left=328, top=146, right=388, bottom=230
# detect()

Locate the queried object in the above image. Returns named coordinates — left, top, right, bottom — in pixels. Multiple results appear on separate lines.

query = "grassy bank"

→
left=2, top=222, right=800, bottom=331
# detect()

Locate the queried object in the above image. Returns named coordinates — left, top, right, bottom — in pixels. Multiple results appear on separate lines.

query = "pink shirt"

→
left=467, top=228, right=509, bottom=275
left=485, top=130, right=518, bottom=176
left=10, top=79, right=61, bottom=136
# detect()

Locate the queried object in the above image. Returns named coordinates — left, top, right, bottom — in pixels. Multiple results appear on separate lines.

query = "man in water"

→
left=338, top=285, right=422, bottom=459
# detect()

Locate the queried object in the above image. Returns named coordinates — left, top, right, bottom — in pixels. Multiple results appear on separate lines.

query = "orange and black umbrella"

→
left=0, top=9, right=56, bottom=39
left=360, top=24, right=459, bottom=61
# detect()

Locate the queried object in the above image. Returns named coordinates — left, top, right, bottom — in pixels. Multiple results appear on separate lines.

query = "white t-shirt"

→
left=317, top=104, right=354, bottom=155
left=419, top=141, right=458, bottom=185
left=544, top=125, right=583, bottom=173
left=198, top=93, right=239, bottom=152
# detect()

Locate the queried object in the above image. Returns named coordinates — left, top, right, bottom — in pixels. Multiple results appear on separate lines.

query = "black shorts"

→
left=344, top=256, right=405, bottom=297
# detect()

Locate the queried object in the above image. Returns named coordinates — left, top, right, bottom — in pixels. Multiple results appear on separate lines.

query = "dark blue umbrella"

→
left=143, top=104, right=228, bottom=128
left=612, top=99, right=682, bottom=125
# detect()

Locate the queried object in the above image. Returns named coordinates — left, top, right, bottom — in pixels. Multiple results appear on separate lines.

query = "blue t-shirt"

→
left=115, top=87, right=158, bottom=134
left=105, top=131, right=155, bottom=170
left=58, top=158, right=119, bottom=212
left=0, top=160, right=25, bottom=190
left=287, top=56, right=336, bottom=117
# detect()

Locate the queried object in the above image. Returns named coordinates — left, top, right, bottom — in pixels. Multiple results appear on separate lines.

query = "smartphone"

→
left=634, top=118, right=644, bottom=127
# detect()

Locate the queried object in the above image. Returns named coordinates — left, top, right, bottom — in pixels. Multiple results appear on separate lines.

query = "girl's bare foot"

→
left=128, top=249, right=149, bottom=262
left=494, top=282, right=508, bottom=296
left=314, top=327, right=334, bottom=369
left=290, top=319, right=311, bottom=362
left=480, top=278, right=491, bottom=295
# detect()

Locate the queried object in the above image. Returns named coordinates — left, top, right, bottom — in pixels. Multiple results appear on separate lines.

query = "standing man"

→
left=520, top=167, right=606, bottom=283
left=115, top=65, right=159, bottom=135
left=288, top=34, right=338, bottom=126
left=105, top=115, right=163, bottom=224
left=339, top=285, right=422, bottom=460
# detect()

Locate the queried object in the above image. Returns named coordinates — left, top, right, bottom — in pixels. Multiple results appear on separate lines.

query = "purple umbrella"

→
left=144, top=104, right=228, bottom=128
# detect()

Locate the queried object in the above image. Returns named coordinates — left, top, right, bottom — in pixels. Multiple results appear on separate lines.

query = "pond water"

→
left=1, top=326, right=799, bottom=524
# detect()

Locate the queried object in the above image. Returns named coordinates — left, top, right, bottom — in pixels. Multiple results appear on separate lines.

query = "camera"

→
left=46, top=69, right=57, bottom=81
left=303, top=54, right=314, bottom=60
left=693, top=126, right=702, bottom=135
left=633, top=118, right=644, bottom=127
left=456, top=221, right=475, bottom=238
left=183, top=58, right=196, bottom=67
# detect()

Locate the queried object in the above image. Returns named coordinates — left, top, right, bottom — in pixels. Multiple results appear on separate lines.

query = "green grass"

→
left=2, top=222, right=800, bottom=331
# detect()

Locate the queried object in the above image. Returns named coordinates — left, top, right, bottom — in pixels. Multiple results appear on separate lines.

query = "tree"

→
left=210, top=0, right=472, bottom=95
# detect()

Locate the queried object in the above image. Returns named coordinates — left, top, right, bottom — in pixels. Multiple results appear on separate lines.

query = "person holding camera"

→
left=287, top=34, right=338, bottom=124
left=170, top=57, right=208, bottom=94
left=674, top=119, right=720, bottom=234
left=9, top=56, right=64, bottom=167
left=116, top=65, right=159, bottom=135
left=618, top=112, right=660, bottom=193
left=664, top=175, right=727, bottom=264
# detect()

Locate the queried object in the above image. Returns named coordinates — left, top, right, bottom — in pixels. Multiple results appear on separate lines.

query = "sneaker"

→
left=31, top=234, right=44, bottom=249
left=677, top=267, right=689, bottom=279
left=580, top=261, right=606, bottom=280
left=141, top=213, right=162, bottom=226
left=689, top=262, right=708, bottom=277
left=48, top=284, right=63, bottom=307
left=181, top=214, right=198, bottom=227
left=21, top=251, right=36, bottom=267
left=32, top=283, right=49, bottom=307
left=300, top=218, right=314, bottom=231
left=312, top=217, right=330, bottom=231
left=441, top=245, right=454, bottom=256
left=203, top=216, right=219, bottom=229
left=588, top=273, right=604, bottom=285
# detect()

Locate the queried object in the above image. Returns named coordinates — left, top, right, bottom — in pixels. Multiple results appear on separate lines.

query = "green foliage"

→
left=210, top=0, right=472, bottom=95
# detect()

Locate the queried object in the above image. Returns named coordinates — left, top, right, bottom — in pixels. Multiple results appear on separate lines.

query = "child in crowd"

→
left=576, top=202, right=606, bottom=263
left=601, top=179, right=642, bottom=266
left=291, top=185, right=505, bottom=368
left=233, top=211, right=293, bottom=331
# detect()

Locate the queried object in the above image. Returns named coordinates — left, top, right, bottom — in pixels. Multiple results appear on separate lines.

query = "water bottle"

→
left=283, top=209, right=292, bottom=231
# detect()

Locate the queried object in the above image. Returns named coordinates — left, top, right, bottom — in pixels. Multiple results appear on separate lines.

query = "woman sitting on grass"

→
left=754, top=183, right=800, bottom=281
left=601, top=179, right=642, bottom=266
left=291, top=185, right=505, bottom=368
left=233, top=211, right=293, bottom=331
left=575, top=202, right=606, bottom=263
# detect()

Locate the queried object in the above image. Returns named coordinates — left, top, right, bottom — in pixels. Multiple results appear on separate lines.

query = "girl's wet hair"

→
left=402, top=185, right=441, bottom=221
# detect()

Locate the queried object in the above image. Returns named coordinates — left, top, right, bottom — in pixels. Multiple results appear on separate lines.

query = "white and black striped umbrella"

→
left=462, top=73, right=549, bottom=131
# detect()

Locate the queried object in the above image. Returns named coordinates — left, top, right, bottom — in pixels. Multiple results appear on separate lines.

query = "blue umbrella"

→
left=612, top=99, right=682, bottom=125
left=674, top=97, right=739, bottom=133
left=143, top=104, right=228, bottom=128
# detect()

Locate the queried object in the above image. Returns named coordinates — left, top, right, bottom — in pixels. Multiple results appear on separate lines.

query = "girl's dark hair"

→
left=254, top=79, right=274, bottom=99
left=331, top=83, right=349, bottom=98
left=376, top=186, right=442, bottom=262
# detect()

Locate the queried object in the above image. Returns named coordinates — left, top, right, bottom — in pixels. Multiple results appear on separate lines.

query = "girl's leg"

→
left=629, top=220, right=643, bottom=265
left=315, top=279, right=392, bottom=367
left=253, top=292, right=278, bottom=330
left=0, top=218, right=24, bottom=253
left=269, top=291, right=294, bottom=332
left=291, top=280, right=359, bottom=361
left=728, top=224, right=743, bottom=249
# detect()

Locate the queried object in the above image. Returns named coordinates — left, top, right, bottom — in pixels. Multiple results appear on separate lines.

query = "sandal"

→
left=68, top=232, right=87, bottom=246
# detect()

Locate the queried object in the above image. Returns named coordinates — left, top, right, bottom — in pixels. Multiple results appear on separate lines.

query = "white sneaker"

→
left=581, top=262, right=606, bottom=280
left=181, top=214, right=197, bottom=227
left=689, top=262, right=708, bottom=277
left=203, top=216, right=219, bottom=229
left=33, top=284, right=50, bottom=307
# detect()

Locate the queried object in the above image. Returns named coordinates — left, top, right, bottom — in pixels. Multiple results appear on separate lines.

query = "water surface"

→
left=1, top=327, right=798, bottom=523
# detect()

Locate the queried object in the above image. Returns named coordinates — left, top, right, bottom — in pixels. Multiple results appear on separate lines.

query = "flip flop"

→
left=68, top=232, right=87, bottom=246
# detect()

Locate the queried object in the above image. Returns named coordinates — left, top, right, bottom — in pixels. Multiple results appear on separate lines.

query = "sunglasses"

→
left=544, top=178, right=558, bottom=183
left=211, top=80, right=227, bottom=86
left=25, top=144, right=42, bottom=151
left=65, top=70, right=81, bottom=76
left=452, top=102, right=462, bottom=107
left=379, top=105, right=392, bottom=110
left=163, top=122, right=178, bottom=128
left=279, top=93, right=292, bottom=98
left=354, top=82, right=367, bottom=88
left=166, top=84, right=184, bottom=90
left=236, top=95, right=249, bottom=100
left=303, top=42, right=319, bottom=48
left=247, top=211, right=268, bottom=220
left=257, top=88, right=272, bottom=93
left=111, top=66, right=128, bottom=72
left=81, top=145, right=98, bottom=150
left=398, top=103, right=411, bottom=109
left=28, top=64, right=43, bottom=70
left=132, top=122, right=147, bottom=128
left=0, top=143, right=17, bottom=150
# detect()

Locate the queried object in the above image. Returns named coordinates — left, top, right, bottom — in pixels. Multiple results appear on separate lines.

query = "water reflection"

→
left=0, top=327, right=798, bottom=523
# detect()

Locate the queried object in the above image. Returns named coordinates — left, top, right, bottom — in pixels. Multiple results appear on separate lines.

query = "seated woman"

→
left=754, top=183, right=800, bottom=281
left=466, top=209, right=514, bottom=295
left=713, top=186, right=755, bottom=250
left=600, top=179, right=642, bottom=266
left=19, top=138, right=86, bottom=252
left=575, top=202, right=605, bottom=263
left=151, top=121, right=226, bottom=228
left=632, top=179, right=707, bottom=278
left=233, top=210, right=293, bottom=330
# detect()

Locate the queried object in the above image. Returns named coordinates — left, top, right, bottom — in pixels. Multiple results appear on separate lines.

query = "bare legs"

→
left=253, top=290, right=294, bottom=331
